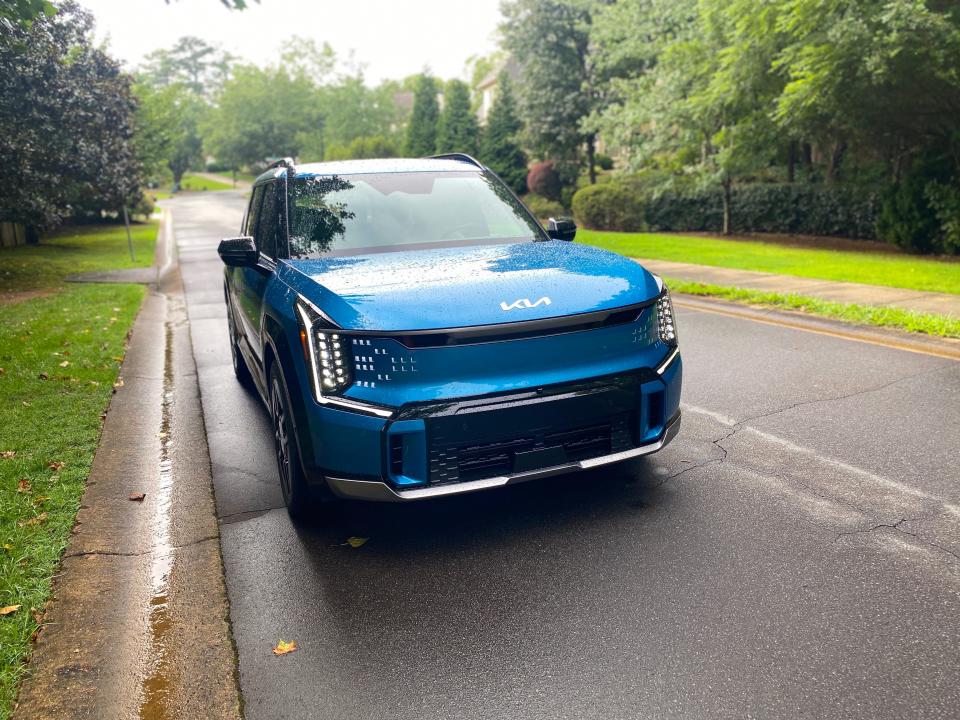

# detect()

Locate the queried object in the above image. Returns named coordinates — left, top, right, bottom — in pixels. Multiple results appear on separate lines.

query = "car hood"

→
left=278, top=241, right=661, bottom=331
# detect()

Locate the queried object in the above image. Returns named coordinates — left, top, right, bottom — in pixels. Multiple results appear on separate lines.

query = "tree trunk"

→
left=721, top=176, right=732, bottom=236
left=25, top=225, right=39, bottom=245
left=586, top=135, right=597, bottom=185
left=787, top=140, right=798, bottom=183
left=826, top=141, right=847, bottom=183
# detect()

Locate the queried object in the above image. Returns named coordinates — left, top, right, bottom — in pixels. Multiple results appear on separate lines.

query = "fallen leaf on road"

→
left=58, top=360, right=69, bottom=368
left=344, top=537, right=368, bottom=548
left=17, top=479, right=31, bottom=493
left=0, top=605, right=21, bottom=616
left=0, top=451, right=15, bottom=459
left=47, top=461, right=64, bottom=471
left=273, top=639, right=297, bottom=656
left=129, top=493, right=146, bottom=502
left=113, top=378, right=124, bottom=389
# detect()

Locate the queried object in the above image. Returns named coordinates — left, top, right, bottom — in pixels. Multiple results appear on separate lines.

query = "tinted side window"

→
left=256, top=184, right=279, bottom=259
left=245, top=186, right=264, bottom=237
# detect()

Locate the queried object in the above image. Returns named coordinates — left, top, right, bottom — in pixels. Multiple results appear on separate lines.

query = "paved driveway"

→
left=171, top=191, right=960, bottom=720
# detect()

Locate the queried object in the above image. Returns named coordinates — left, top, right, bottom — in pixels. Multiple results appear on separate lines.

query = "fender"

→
left=261, top=312, right=320, bottom=474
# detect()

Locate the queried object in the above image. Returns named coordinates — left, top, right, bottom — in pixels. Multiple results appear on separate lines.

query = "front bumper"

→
left=325, top=409, right=681, bottom=501
left=301, top=349, right=682, bottom=502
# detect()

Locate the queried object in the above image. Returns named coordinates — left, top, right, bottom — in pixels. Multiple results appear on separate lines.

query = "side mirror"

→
left=547, top=217, right=577, bottom=242
left=217, top=236, right=258, bottom=267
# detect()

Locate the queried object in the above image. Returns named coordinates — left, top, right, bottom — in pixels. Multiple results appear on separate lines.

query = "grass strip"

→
left=667, top=278, right=960, bottom=339
left=578, top=230, right=960, bottom=295
left=180, top=173, right=234, bottom=192
left=0, top=284, right=146, bottom=718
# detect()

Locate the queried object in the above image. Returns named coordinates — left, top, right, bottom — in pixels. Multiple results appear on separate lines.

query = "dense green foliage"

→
left=523, top=194, right=565, bottom=220
left=572, top=182, right=645, bottom=232
left=479, top=72, right=528, bottom=194
left=0, top=2, right=142, bottom=235
left=501, top=0, right=602, bottom=187
left=326, top=135, right=399, bottom=161
left=436, top=79, right=480, bottom=155
left=405, top=74, right=440, bottom=157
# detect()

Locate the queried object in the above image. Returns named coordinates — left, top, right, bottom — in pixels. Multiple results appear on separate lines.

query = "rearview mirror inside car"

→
left=547, top=217, right=577, bottom=242
left=217, top=236, right=258, bottom=267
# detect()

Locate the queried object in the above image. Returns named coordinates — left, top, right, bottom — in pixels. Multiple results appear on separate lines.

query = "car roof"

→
left=253, top=157, right=482, bottom=185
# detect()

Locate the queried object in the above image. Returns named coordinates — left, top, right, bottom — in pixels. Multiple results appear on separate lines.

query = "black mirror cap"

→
left=217, top=236, right=258, bottom=267
left=547, top=217, right=577, bottom=241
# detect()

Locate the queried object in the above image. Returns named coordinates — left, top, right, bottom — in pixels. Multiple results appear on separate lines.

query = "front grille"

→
left=428, top=414, right=634, bottom=485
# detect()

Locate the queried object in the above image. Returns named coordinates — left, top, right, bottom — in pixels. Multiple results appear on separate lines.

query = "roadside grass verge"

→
left=1, top=222, right=156, bottom=297
left=579, top=230, right=960, bottom=295
left=668, top=278, right=960, bottom=339
left=0, top=221, right=156, bottom=719
left=180, top=173, right=233, bottom=192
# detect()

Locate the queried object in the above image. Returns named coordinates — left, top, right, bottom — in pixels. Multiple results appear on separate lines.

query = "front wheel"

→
left=269, top=364, right=312, bottom=520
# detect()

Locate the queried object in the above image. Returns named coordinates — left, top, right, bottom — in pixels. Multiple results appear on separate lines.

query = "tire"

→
left=268, top=363, right=313, bottom=521
left=226, top=298, right=254, bottom=389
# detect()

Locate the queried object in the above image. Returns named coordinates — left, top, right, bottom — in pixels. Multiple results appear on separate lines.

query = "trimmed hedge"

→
left=572, top=179, right=882, bottom=240
left=571, top=182, right=645, bottom=232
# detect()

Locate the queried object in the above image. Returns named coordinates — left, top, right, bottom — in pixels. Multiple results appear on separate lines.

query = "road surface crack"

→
left=835, top=517, right=960, bottom=564
left=64, top=534, right=219, bottom=559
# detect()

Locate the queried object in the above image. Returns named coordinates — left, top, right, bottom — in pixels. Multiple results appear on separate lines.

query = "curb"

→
left=12, top=213, right=242, bottom=719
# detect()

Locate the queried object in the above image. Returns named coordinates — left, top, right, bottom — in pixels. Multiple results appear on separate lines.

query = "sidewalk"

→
left=634, top=257, right=960, bottom=318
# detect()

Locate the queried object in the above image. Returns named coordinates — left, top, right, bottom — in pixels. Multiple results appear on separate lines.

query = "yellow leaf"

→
left=273, top=639, right=297, bottom=656
left=0, top=605, right=21, bottom=616
left=345, top=537, right=368, bottom=548
left=58, top=360, right=69, bottom=368
left=2, top=544, right=12, bottom=551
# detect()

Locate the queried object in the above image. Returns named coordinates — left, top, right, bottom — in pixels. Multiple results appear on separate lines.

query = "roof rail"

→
left=427, top=153, right=485, bottom=169
left=266, top=156, right=297, bottom=173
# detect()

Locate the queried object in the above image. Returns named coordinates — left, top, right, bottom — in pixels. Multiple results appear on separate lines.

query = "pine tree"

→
left=479, top=73, right=529, bottom=194
left=404, top=74, right=439, bottom=157
left=435, top=79, right=480, bottom=156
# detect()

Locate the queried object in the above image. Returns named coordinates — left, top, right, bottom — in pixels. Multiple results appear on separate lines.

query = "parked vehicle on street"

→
left=218, top=154, right=682, bottom=517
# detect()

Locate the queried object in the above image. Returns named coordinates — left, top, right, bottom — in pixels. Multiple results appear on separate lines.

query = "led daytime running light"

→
left=656, top=289, right=678, bottom=346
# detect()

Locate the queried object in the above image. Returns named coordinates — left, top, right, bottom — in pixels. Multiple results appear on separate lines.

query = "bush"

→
left=877, top=154, right=958, bottom=254
left=594, top=153, right=614, bottom=171
left=572, top=181, right=646, bottom=232
left=523, top=194, right=565, bottom=220
left=527, top=161, right=562, bottom=202
left=326, top=135, right=399, bottom=161
left=641, top=183, right=880, bottom=240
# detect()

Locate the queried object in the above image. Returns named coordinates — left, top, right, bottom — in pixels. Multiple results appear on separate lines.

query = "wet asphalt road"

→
left=170, top=191, right=960, bottom=720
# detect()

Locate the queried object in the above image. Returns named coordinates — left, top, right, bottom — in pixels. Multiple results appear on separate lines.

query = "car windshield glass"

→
left=287, top=170, right=543, bottom=258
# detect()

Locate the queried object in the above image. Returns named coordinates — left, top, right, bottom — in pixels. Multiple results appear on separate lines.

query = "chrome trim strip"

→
left=326, top=412, right=681, bottom=502
left=655, top=347, right=679, bottom=375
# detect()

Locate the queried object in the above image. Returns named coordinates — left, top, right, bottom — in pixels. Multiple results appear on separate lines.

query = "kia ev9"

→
left=217, top=154, right=681, bottom=518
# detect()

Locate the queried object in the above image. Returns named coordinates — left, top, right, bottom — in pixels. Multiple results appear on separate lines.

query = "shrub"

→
left=523, top=194, right=565, bottom=220
left=877, top=154, right=958, bottom=254
left=527, top=161, right=562, bottom=202
left=594, top=153, right=614, bottom=171
left=571, top=181, right=646, bottom=232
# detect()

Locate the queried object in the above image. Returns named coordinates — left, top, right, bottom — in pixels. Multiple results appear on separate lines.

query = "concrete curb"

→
left=12, top=213, right=242, bottom=719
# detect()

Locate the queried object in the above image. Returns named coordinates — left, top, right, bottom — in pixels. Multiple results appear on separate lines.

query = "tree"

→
left=436, top=79, right=480, bottom=155
left=404, top=74, right=439, bottom=157
left=0, top=0, right=55, bottom=29
left=140, top=35, right=235, bottom=98
left=0, top=1, right=142, bottom=237
left=479, top=72, right=528, bottom=193
left=203, top=64, right=322, bottom=169
left=501, top=0, right=603, bottom=187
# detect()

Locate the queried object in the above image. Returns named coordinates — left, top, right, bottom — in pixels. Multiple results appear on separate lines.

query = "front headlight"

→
left=656, top=287, right=678, bottom=346
left=295, top=301, right=353, bottom=397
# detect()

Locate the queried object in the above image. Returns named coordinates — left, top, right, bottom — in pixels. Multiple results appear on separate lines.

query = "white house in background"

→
left=476, top=57, right=521, bottom=124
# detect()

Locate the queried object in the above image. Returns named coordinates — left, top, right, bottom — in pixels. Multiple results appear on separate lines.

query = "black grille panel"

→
left=429, top=414, right=635, bottom=485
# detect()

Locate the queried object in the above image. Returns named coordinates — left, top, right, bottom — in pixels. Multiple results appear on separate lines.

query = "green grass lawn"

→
left=0, top=222, right=155, bottom=719
left=1, top=223, right=156, bottom=296
left=579, top=230, right=960, bottom=295
left=179, top=173, right=234, bottom=192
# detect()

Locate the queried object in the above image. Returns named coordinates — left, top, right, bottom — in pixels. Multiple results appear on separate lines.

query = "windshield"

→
left=287, top=170, right=543, bottom=258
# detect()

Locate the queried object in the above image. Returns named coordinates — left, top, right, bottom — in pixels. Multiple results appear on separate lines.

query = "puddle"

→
left=139, top=319, right=176, bottom=720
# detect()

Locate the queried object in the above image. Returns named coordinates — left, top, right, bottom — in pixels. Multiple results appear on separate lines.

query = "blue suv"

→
left=218, top=154, right=681, bottom=518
